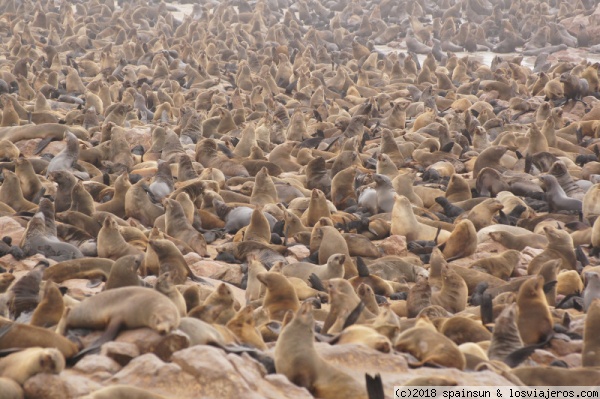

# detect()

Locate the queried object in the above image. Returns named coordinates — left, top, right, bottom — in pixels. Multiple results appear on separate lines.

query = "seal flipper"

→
left=34, top=137, right=55, bottom=155
left=366, top=373, right=384, bottom=399
left=308, top=273, right=326, bottom=292
left=342, top=301, right=365, bottom=329
left=356, top=256, right=370, bottom=278
left=480, top=292, right=494, bottom=326
left=70, top=317, right=125, bottom=364
left=503, top=334, right=553, bottom=368
left=189, top=273, right=213, bottom=286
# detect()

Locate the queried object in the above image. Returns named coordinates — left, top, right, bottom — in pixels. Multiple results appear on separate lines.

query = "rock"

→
left=227, top=353, right=312, bottom=399
left=124, top=127, right=152, bottom=149
left=109, top=353, right=199, bottom=398
left=317, top=343, right=516, bottom=389
left=378, top=235, right=407, bottom=256
left=100, top=343, right=140, bottom=367
left=286, top=245, right=310, bottom=260
left=114, top=329, right=188, bottom=361
left=187, top=257, right=243, bottom=285
left=559, top=353, right=582, bottom=368
left=58, top=371, right=104, bottom=396
left=23, top=374, right=71, bottom=399
left=530, top=349, right=557, bottom=365
left=549, top=339, right=583, bottom=357
left=0, top=216, right=25, bottom=245
left=73, top=354, right=122, bottom=375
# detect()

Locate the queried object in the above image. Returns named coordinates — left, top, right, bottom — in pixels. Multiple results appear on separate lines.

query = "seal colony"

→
left=2, top=0, right=600, bottom=397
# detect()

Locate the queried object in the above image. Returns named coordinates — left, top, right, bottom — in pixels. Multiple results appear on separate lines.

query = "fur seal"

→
left=391, top=195, right=451, bottom=242
left=256, top=272, right=300, bottom=321
left=431, top=263, right=468, bottom=313
left=487, top=303, right=523, bottom=362
left=394, top=319, right=466, bottom=370
left=164, top=198, right=207, bottom=256
left=516, top=276, right=553, bottom=345
left=65, top=287, right=180, bottom=354
left=274, top=302, right=371, bottom=399
left=527, top=226, right=576, bottom=274
left=469, top=250, right=520, bottom=280
left=97, top=217, right=144, bottom=260
left=440, top=219, right=477, bottom=260
left=104, top=255, right=144, bottom=290
left=30, top=280, right=64, bottom=328
left=282, top=253, right=345, bottom=282
left=226, top=305, right=267, bottom=350
left=488, top=231, right=548, bottom=251
left=582, top=298, right=600, bottom=366
left=147, top=240, right=209, bottom=285
left=20, top=212, right=83, bottom=261
left=0, top=347, right=65, bottom=385
left=538, top=175, right=583, bottom=213
left=43, top=258, right=114, bottom=283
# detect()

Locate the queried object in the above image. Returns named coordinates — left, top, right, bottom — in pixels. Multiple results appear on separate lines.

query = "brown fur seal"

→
left=124, top=179, right=165, bottom=227
left=582, top=298, right=600, bottom=366
left=13, top=157, right=42, bottom=202
left=97, top=216, right=144, bottom=260
left=440, top=316, right=492, bottom=345
left=104, top=255, right=144, bottom=290
left=349, top=259, right=395, bottom=297
left=256, top=271, right=300, bottom=321
left=488, top=230, right=548, bottom=251
left=407, top=276, right=432, bottom=318
left=0, top=347, right=65, bottom=384
left=43, top=258, right=114, bottom=283
left=330, top=325, right=392, bottom=353
left=431, top=263, right=468, bottom=313
left=469, top=250, right=520, bottom=280
left=189, top=282, right=236, bottom=325
left=394, top=319, right=466, bottom=370
left=20, top=212, right=84, bottom=261
left=226, top=305, right=267, bottom=350
left=331, top=166, right=358, bottom=210
left=441, top=219, right=477, bottom=260
left=95, top=172, right=131, bottom=218
left=312, top=225, right=357, bottom=278
left=66, top=287, right=180, bottom=353
left=472, top=146, right=508, bottom=177
left=527, top=225, right=576, bottom=274
left=154, top=272, right=186, bottom=317
left=516, top=276, right=553, bottom=345
left=274, top=302, right=370, bottom=399
left=323, top=278, right=375, bottom=334
left=147, top=240, right=208, bottom=285
left=391, top=195, right=451, bottom=242
left=243, top=207, right=271, bottom=244
left=487, top=303, right=523, bottom=362
left=538, top=174, right=583, bottom=213
left=164, top=198, right=207, bottom=256
left=0, top=170, right=37, bottom=212
left=282, top=253, right=345, bottom=282
left=0, top=318, right=78, bottom=358
left=303, top=189, right=331, bottom=227
left=30, top=280, right=64, bottom=328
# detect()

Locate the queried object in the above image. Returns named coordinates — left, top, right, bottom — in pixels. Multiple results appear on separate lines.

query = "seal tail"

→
left=366, top=373, right=384, bottom=399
